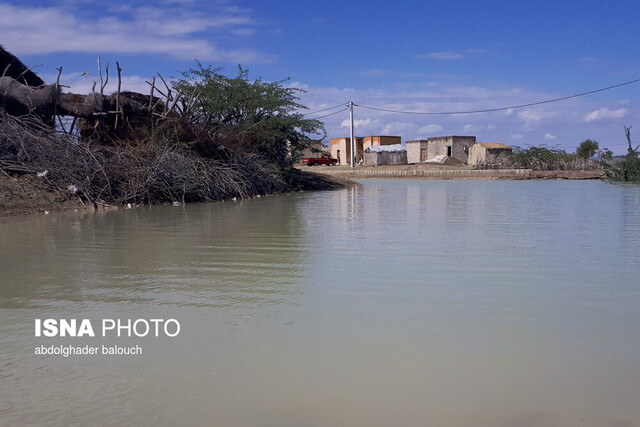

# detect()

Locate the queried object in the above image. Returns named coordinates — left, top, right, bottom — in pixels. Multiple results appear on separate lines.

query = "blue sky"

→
left=2, top=0, right=639, bottom=153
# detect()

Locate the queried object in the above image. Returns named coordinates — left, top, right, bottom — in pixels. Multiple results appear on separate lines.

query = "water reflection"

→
left=0, top=196, right=311, bottom=310
left=1, top=180, right=640, bottom=426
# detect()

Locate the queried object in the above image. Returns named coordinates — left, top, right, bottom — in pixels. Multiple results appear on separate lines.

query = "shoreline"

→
left=0, top=170, right=359, bottom=217
left=0, top=165, right=606, bottom=217
left=299, top=164, right=606, bottom=180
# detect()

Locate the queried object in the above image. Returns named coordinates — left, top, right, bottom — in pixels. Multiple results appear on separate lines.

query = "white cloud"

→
left=518, top=111, right=541, bottom=122
left=340, top=118, right=378, bottom=128
left=417, top=49, right=485, bottom=60
left=0, top=3, right=271, bottom=63
left=230, top=28, right=256, bottom=36
left=584, top=108, right=627, bottom=122
left=544, top=133, right=556, bottom=140
left=296, top=80, right=636, bottom=156
left=518, top=113, right=541, bottom=132
left=380, top=121, right=416, bottom=135
left=46, top=72, right=152, bottom=95
left=427, top=52, right=462, bottom=60
left=418, top=124, right=444, bottom=134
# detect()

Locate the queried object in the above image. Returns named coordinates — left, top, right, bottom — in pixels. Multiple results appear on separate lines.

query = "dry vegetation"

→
left=0, top=53, right=351, bottom=214
left=0, top=112, right=286, bottom=207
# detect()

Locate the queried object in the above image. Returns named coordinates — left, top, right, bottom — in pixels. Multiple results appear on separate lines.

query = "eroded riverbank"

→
left=0, top=170, right=358, bottom=216
left=301, top=164, right=606, bottom=180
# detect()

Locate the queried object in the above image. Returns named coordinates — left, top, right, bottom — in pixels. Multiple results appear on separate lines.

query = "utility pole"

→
left=349, top=101, right=355, bottom=168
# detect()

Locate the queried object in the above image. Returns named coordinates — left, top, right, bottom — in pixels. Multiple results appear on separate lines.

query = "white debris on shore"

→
left=366, top=144, right=405, bottom=153
left=423, top=155, right=449, bottom=164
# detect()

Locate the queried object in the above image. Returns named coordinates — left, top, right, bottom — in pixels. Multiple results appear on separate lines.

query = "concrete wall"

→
left=330, top=137, right=364, bottom=165
left=406, top=140, right=428, bottom=163
left=364, top=151, right=407, bottom=166
left=468, top=143, right=513, bottom=165
left=427, top=136, right=476, bottom=163
left=331, top=135, right=475, bottom=164
left=467, top=144, right=486, bottom=165
left=363, top=136, right=401, bottom=151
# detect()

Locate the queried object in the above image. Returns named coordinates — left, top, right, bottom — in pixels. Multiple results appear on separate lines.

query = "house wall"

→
left=363, top=151, right=407, bottom=166
left=467, top=143, right=513, bottom=165
left=330, top=138, right=347, bottom=165
left=363, top=136, right=401, bottom=151
left=467, top=144, right=487, bottom=165
left=330, top=137, right=364, bottom=165
left=330, top=136, right=400, bottom=165
left=406, top=140, right=428, bottom=163
left=427, top=136, right=476, bottom=163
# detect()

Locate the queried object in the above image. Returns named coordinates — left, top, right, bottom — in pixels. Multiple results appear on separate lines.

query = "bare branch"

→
left=82, top=69, right=97, bottom=93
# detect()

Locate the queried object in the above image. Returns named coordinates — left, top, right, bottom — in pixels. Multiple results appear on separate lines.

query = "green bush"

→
left=173, top=63, right=325, bottom=168
left=607, top=127, right=640, bottom=182
left=576, top=139, right=599, bottom=159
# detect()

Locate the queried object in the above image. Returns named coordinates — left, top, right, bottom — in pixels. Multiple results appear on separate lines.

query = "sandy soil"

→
left=0, top=170, right=359, bottom=216
left=529, top=170, right=606, bottom=180
left=0, top=173, right=88, bottom=216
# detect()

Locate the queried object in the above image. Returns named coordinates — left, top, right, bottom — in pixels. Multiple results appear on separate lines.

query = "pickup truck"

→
left=302, top=154, right=338, bottom=166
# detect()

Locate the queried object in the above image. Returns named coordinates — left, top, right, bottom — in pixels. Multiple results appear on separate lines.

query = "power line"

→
left=303, top=103, right=348, bottom=116
left=354, top=78, right=640, bottom=115
left=311, top=107, right=350, bottom=120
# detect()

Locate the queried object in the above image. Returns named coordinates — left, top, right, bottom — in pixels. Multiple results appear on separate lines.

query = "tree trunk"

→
left=0, top=76, right=57, bottom=118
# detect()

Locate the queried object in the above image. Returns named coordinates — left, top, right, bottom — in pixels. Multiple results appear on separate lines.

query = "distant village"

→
left=303, top=135, right=513, bottom=167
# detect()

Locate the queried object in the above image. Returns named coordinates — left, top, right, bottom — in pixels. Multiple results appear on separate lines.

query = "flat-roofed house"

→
left=406, top=140, right=429, bottom=163
left=406, top=136, right=476, bottom=163
left=426, top=136, right=476, bottom=163
left=330, top=135, right=401, bottom=165
left=468, top=142, right=513, bottom=165
left=330, top=137, right=362, bottom=165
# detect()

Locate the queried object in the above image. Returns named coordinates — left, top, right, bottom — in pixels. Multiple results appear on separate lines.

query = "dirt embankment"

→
left=529, top=170, right=606, bottom=180
left=1, top=165, right=602, bottom=216
left=0, top=173, right=88, bottom=216
left=0, top=170, right=359, bottom=216
left=300, top=164, right=606, bottom=180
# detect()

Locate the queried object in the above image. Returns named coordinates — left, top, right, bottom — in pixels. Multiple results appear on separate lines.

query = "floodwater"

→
left=1, top=180, right=640, bottom=426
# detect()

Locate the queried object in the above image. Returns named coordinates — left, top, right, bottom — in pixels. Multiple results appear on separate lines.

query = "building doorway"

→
left=447, top=146, right=452, bottom=157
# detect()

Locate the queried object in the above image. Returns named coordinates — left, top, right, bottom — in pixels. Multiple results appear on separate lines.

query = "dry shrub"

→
left=0, top=112, right=284, bottom=205
left=474, top=149, right=605, bottom=171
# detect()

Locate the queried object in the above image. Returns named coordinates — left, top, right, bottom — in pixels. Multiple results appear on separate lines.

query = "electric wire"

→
left=303, top=103, right=348, bottom=116
left=311, top=107, right=350, bottom=120
left=354, top=78, right=640, bottom=115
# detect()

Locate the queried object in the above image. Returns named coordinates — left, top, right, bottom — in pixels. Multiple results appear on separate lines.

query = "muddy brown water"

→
left=1, top=180, right=640, bottom=426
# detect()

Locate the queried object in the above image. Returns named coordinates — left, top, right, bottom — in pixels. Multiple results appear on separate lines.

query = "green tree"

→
left=608, top=126, right=640, bottom=182
left=174, top=62, right=324, bottom=167
left=576, top=139, right=599, bottom=159
left=599, top=148, right=613, bottom=160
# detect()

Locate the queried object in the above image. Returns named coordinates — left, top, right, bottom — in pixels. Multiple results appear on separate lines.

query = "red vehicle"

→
left=303, top=153, right=338, bottom=166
